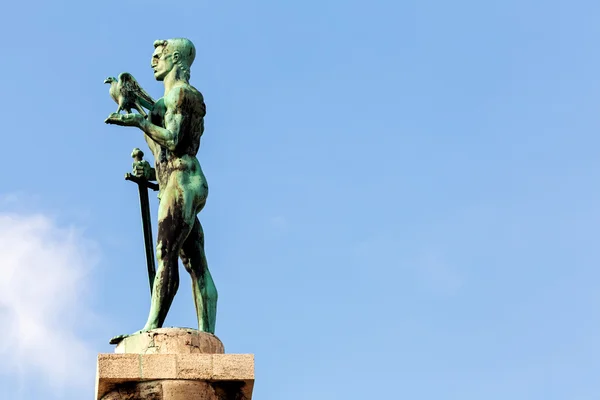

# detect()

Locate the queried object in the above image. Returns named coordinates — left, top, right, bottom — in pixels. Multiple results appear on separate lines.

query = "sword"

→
left=125, top=148, right=159, bottom=295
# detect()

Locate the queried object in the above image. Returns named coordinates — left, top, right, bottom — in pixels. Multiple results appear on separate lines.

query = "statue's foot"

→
left=109, top=329, right=151, bottom=345
left=109, top=334, right=128, bottom=345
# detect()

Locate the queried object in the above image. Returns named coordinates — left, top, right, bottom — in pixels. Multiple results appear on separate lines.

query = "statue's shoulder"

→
left=181, top=84, right=204, bottom=103
left=165, top=84, right=204, bottom=107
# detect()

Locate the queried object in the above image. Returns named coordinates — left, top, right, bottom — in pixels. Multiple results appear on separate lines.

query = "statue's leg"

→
left=180, top=217, right=218, bottom=333
left=142, top=187, right=195, bottom=331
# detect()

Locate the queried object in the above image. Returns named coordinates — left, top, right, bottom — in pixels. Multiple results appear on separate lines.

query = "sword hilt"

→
left=125, top=173, right=159, bottom=191
left=126, top=148, right=159, bottom=191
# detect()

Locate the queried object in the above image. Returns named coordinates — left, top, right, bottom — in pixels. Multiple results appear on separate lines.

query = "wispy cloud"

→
left=0, top=212, right=99, bottom=390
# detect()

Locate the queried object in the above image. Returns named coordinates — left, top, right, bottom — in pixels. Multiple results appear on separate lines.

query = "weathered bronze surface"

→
left=105, top=38, right=217, bottom=343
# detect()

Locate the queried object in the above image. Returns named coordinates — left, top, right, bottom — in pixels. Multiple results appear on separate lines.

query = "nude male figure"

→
left=105, top=38, right=217, bottom=337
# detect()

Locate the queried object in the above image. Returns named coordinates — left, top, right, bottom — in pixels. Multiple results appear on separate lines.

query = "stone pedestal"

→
left=96, top=328, right=254, bottom=400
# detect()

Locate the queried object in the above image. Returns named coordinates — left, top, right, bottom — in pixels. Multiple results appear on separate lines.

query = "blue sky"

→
left=1, top=0, right=600, bottom=399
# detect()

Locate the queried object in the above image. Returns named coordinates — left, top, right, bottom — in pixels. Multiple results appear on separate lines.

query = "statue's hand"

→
left=105, top=113, right=144, bottom=128
left=133, top=160, right=154, bottom=180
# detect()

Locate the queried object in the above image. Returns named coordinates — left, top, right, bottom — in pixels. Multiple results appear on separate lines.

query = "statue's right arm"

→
left=146, top=165, right=156, bottom=181
left=143, top=133, right=160, bottom=164
left=139, top=133, right=158, bottom=181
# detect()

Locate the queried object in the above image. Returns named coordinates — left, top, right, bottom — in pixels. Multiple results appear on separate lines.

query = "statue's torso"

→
left=150, top=84, right=205, bottom=159
left=149, top=84, right=207, bottom=191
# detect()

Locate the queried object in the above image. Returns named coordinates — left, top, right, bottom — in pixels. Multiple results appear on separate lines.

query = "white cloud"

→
left=0, top=212, right=98, bottom=390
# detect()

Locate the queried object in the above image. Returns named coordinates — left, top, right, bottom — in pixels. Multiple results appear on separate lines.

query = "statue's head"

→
left=151, top=38, right=196, bottom=82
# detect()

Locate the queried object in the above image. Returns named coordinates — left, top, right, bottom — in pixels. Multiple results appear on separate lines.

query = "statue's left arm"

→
left=140, top=87, right=185, bottom=151
left=139, top=88, right=185, bottom=151
left=105, top=87, right=186, bottom=152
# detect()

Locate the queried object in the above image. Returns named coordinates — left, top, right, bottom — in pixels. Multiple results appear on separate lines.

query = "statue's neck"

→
left=164, top=69, right=188, bottom=94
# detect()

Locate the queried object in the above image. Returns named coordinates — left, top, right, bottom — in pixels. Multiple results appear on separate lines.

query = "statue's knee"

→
left=155, top=244, right=165, bottom=261
left=156, top=242, right=174, bottom=263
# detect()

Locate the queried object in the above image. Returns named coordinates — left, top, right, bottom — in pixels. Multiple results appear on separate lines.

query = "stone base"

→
left=96, top=328, right=254, bottom=400
left=100, top=380, right=241, bottom=400
left=115, top=328, right=225, bottom=355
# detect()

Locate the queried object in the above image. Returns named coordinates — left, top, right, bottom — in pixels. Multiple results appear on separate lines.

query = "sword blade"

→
left=126, top=173, right=157, bottom=295
left=138, top=183, right=156, bottom=294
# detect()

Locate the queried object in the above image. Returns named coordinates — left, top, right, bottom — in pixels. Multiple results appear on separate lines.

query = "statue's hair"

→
left=154, top=38, right=196, bottom=81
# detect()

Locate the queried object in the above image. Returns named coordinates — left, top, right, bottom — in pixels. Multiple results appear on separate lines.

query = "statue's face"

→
left=151, top=45, right=174, bottom=81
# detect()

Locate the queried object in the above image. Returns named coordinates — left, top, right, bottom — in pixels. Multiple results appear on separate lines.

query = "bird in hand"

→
left=104, top=72, right=155, bottom=117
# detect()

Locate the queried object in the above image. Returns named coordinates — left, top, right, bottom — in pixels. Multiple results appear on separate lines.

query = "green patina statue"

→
left=105, top=38, right=217, bottom=342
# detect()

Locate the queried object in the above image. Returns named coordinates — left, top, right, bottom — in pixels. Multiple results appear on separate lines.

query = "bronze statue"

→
left=105, top=38, right=217, bottom=342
